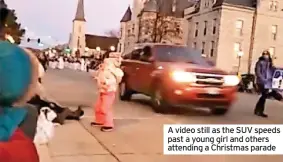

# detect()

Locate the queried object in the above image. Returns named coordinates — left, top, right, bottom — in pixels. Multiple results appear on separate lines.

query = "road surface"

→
left=43, top=68, right=283, bottom=162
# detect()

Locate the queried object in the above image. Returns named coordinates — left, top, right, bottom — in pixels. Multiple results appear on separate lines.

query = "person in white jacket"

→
left=80, top=58, right=86, bottom=71
left=57, top=56, right=64, bottom=70
left=91, top=52, right=123, bottom=132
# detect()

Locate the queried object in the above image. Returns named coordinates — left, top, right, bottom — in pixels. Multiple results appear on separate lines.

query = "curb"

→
left=36, top=144, right=53, bottom=162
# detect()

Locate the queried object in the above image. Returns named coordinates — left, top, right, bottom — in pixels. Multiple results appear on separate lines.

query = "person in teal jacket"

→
left=0, top=7, right=39, bottom=162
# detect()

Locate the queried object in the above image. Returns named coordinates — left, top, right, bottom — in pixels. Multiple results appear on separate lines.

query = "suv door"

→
left=135, top=46, right=155, bottom=95
left=122, top=49, right=142, bottom=92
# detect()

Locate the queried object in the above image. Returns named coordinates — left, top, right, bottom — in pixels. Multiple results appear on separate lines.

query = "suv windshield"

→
left=154, top=45, right=211, bottom=66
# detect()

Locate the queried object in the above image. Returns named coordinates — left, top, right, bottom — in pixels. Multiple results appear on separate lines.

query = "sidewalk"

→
left=36, top=115, right=178, bottom=162
left=79, top=116, right=179, bottom=162
left=37, top=117, right=283, bottom=162
left=37, top=120, right=117, bottom=162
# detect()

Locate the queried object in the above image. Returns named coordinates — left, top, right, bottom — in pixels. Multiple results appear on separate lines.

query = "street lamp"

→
left=96, top=46, right=101, bottom=52
left=110, top=46, right=115, bottom=51
left=237, top=50, right=244, bottom=75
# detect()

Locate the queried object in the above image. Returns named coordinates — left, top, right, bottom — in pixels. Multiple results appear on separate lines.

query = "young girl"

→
left=91, top=52, right=123, bottom=132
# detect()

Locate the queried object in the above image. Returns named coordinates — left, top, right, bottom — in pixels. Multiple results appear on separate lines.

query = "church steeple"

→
left=74, top=0, right=86, bottom=21
left=120, top=6, right=132, bottom=22
left=69, top=0, right=86, bottom=56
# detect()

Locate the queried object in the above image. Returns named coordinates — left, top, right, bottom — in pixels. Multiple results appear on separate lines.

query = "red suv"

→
left=119, top=44, right=239, bottom=115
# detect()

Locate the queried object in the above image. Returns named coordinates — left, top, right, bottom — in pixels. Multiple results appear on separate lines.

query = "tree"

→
left=138, top=0, right=182, bottom=43
left=104, top=29, right=120, bottom=38
left=0, top=0, right=25, bottom=44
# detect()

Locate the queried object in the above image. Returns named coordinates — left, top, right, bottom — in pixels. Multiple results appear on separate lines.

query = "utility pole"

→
left=247, top=1, right=258, bottom=74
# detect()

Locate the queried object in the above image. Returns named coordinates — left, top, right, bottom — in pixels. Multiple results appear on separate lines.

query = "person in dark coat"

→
left=38, top=53, right=48, bottom=71
left=254, top=50, right=282, bottom=117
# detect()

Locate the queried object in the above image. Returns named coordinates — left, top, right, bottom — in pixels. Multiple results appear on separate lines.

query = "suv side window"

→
left=131, top=49, right=142, bottom=60
left=140, top=46, right=152, bottom=62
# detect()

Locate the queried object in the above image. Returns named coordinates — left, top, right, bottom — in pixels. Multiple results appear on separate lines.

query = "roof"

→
left=173, top=0, right=195, bottom=17
left=120, top=6, right=132, bottom=22
left=143, top=0, right=158, bottom=12
left=74, top=0, right=86, bottom=21
left=85, top=34, right=119, bottom=51
left=213, top=0, right=255, bottom=8
left=141, top=0, right=194, bottom=18
left=135, top=43, right=185, bottom=49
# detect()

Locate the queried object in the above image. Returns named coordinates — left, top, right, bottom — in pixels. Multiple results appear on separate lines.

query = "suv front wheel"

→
left=151, top=86, right=171, bottom=114
left=119, top=81, right=133, bottom=101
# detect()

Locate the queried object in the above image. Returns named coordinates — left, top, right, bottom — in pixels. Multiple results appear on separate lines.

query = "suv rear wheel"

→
left=210, top=108, right=229, bottom=115
left=119, top=81, right=133, bottom=101
left=151, top=86, right=171, bottom=114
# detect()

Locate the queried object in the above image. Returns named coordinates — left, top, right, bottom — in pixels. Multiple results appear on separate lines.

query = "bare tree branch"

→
left=138, top=0, right=182, bottom=43
left=104, top=29, right=120, bottom=38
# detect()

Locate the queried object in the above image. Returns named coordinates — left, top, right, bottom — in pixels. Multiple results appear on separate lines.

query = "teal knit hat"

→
left=0, top=41, right=39, bottom=141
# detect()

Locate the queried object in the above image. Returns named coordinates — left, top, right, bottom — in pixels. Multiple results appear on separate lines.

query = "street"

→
left=42, top=69, right=283, bottom=162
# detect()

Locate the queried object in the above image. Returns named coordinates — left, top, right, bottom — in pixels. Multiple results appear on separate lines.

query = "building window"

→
left=192, top=42, right=197, bottom=49
left=269, top=1, right=278, bottom=11
left=210, top=41, right=214, bottom=57
left=212, top=19, right=217, bottom=34
left=118, top=43, right=122, bottom=52
left=204, top=21, right=207, bottom=36
left=235, top=20, right=243, bottom=36
left=201, top=42, right=205, bottom=54
left=271, top=25, right=277, bottom=40
left=204, top=0, right=209, bottom=7
left=234, top=42, right=241, bottom=53
left=269, top=47, right=275, bottom=56
left=132, top=24, right=135, bottom=33
left=195, top=22, right=199, bottom=37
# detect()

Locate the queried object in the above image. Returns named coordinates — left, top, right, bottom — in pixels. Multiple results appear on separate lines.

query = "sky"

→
left=5, top=0, right=132, bottom=48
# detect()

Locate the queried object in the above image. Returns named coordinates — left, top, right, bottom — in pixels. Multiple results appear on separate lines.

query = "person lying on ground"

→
left=27, top=62, right=84, bottom=125
left=28, top=95, right=84, bottom=125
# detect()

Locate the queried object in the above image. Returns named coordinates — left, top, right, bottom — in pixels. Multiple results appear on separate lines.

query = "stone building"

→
left=69, top=0, right=119, bottom=57
left=118, top=0, right=192, bottom=54
left=118, top=6, right=133, bottom=54
left=185, top=0, right=283, bottom=73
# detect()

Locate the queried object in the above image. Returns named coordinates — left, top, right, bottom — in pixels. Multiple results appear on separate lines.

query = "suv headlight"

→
left=224, top=75, right=240, bottom=86
left=171, top=71, right=196, bottom=83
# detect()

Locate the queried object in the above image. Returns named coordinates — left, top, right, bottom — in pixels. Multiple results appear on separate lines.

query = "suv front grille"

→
left=195, top=74, right=224, bottom=86
left=196, top=81, right=223, bottom=86
left=197, top=94, right=225, bottom=99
